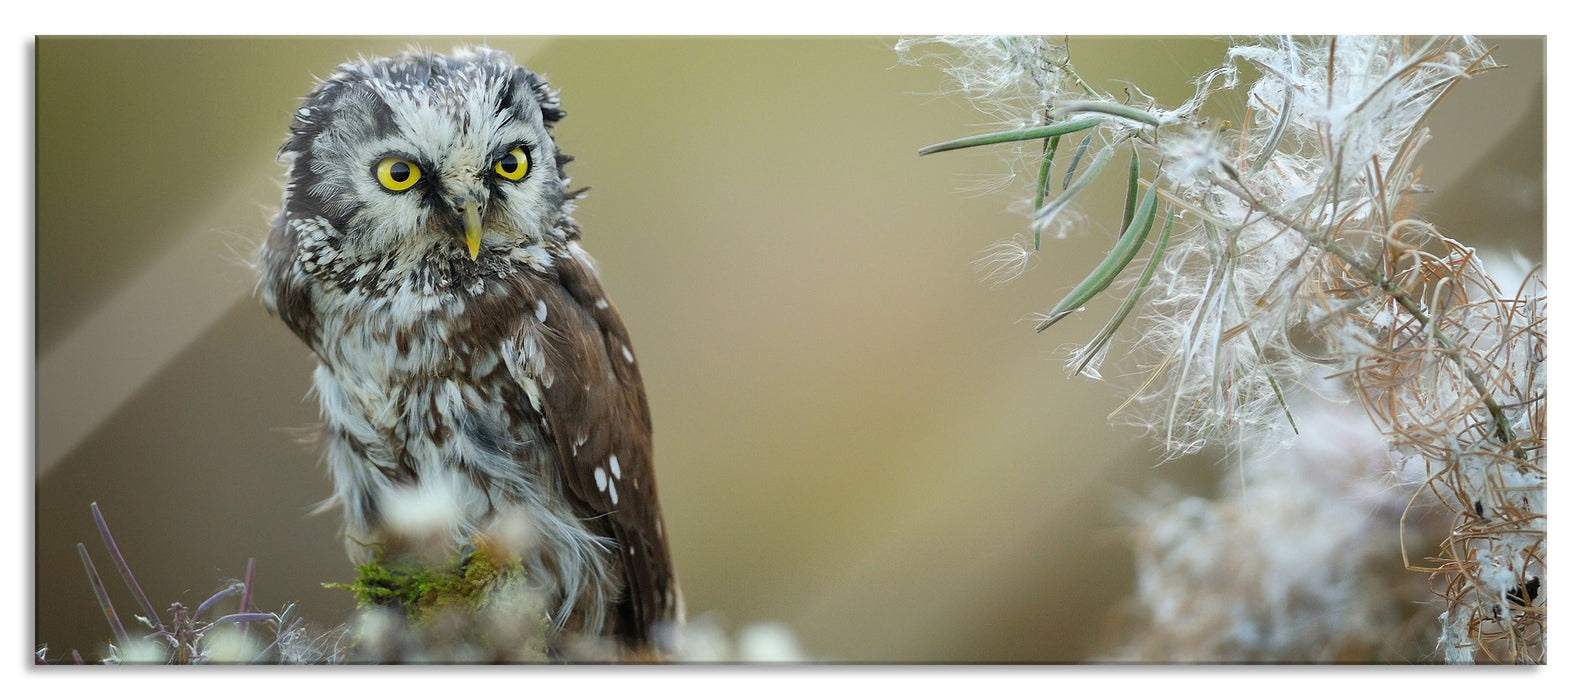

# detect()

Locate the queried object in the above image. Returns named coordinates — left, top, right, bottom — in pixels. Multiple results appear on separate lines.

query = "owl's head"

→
left=279, top=47, right=575, bottom=269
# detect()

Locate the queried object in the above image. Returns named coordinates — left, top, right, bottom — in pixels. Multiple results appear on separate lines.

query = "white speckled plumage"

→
left=258, top=46, right=680, bottom=654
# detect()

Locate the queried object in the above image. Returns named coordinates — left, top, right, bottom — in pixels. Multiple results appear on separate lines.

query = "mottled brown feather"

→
left=260, top=215, right=319, bottom=346
left=501, top=250, right=677, bottom=651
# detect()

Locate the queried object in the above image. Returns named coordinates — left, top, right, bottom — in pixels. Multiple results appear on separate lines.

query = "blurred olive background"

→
left=34, top=37, right=1543, bottom=663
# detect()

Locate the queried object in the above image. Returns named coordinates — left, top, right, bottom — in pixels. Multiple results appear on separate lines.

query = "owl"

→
left=257, top=47, right=680, bottom=657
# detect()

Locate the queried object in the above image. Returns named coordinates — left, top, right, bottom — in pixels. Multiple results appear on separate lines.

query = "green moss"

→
left=323, top=537, right=551, bottom=661
left=324, top=537, right=528, bottom=624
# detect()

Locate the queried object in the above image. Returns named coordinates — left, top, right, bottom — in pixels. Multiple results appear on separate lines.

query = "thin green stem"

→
left=1055, top=59, right=1102, bottom=99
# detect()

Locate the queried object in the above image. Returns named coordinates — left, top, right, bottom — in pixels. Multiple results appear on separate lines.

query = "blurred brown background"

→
left=33, top=36, right=1543, bottom=663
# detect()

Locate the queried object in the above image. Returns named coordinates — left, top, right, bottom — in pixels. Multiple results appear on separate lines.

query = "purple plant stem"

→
left=239, top=557, right=256, bottom=638
left=76, top=542, right=129, bottom=647
left=212, top=613, right=274, bottom=625
left=196, top=584, right=239, bottom=615
left=90, top=502, right=165, bottom=634
left=171, top=604, right=188, bottom=664
left=71, top=650, right=86, bottom=664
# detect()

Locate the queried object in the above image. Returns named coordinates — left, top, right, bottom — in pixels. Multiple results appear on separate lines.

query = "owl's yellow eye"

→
left=494, top=147, right=530, bottom=181
left=375, top=157, right=422, bottom=192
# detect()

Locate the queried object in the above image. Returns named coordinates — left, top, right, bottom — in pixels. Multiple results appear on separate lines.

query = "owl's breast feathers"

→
left=261, top=219, right=679, bottom=649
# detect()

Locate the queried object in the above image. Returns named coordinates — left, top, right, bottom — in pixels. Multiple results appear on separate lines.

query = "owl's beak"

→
left=459, top=200, right=483, bottom=260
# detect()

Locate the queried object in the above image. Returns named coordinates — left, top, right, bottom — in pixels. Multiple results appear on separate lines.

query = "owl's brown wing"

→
left=510, top=243, right=679, bottom=650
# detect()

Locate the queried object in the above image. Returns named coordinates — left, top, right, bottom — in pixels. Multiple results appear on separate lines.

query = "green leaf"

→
left=1121, top=147, right=1140, bottom=236
left=1070, top=205, right=1175, bottom=376
left=1032, top=133, right=1060, bottom=212
left=1035, top=177, right=1160, bottom=332
left=1050, top=100, right=1162, bottom=127
left=1063, top=130, right=1095, bottom=190
left=918, top=117, right=1103, bottom=156
left=1035, top=141, right=1116, bottom=248
left=1251, top=77, right=1293, bottom=174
